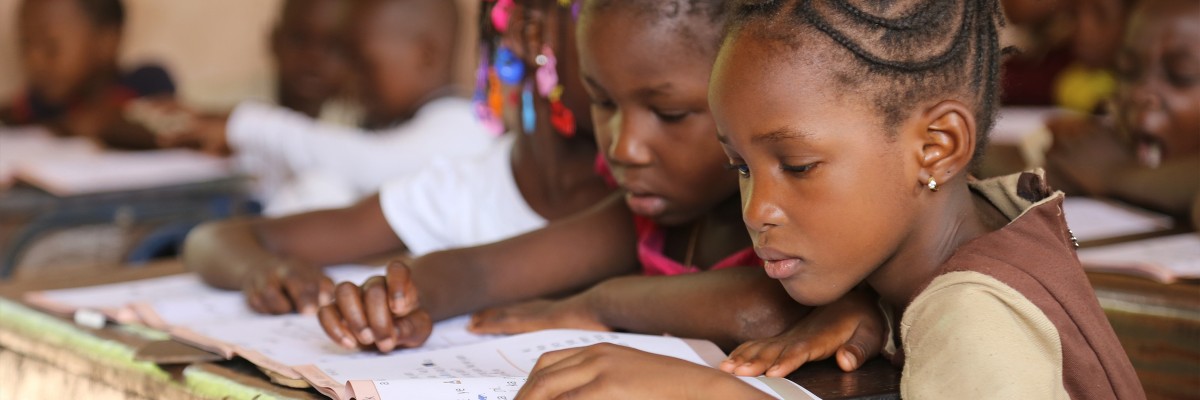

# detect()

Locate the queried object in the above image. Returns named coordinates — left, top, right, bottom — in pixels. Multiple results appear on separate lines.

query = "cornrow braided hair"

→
left=728, top=0, right=1007, bottom=162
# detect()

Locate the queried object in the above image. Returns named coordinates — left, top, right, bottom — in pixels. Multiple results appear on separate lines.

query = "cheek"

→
left=1164, top=87, right=1200, bottom=154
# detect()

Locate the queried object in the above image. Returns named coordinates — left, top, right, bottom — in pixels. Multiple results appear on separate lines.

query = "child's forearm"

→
left=412, top=194, right=640, bottom=321
left=583, top=267, right=808, bottom=350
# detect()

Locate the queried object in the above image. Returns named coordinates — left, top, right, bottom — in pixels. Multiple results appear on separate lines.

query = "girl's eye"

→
left=654, top=110, right=690, bottom=123
left=781, top=163, right=816, bottom=174
left=725, top=163, right=750, bottom=177
left=590, top=98, right=616, bottom=110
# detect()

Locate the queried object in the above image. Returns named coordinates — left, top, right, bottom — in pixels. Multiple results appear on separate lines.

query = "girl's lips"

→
left=756, top=247, right=804, bottom=280
left=625, top=192, right=667, bottom=216
left=763, top=258, right=803, bottom=280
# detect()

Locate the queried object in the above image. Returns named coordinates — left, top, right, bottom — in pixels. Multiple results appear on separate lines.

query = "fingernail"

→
left=340, top=337, right=356, bottom=349
left=300, top=305, right=316, bottom=315
left=843, top=352, right=858, bottom=368
left=359, top=328, right=375, bottom=343
left=377, top=337, right=395, bottom=352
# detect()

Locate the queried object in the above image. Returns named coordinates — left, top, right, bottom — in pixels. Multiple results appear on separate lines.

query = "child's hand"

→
left=1045, top=115, right=1135, bottom=195
left=468, top=296, right=609, bottom=335
left=317, top=261, right=432, bottom=353
left=243, top=259, right=334, bottom=315
left=134, top=100, right=231, bottom=155
left=720, top=288, right=884, bottom=377
left=515, top=343, right=770, bottom=400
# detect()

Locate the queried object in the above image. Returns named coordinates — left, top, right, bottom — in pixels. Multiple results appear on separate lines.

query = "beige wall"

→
left=0, top=0, right=479, bottom=112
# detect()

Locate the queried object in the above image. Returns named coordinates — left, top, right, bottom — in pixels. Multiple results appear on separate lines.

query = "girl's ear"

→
left=94, top=28, right=122, bottom=65
left=502, top=7, right=547, bottom=65
left=916, top=100, right=977, bottom=186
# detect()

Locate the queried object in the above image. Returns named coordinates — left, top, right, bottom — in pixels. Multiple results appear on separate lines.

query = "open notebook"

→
left=23, top=267, right=819, bottom=399
left=1076, top=233, right=1200, bottom=284
left=1062, top=197, right=1174, bottom=244
left=0, top=126, right=232, bottom=196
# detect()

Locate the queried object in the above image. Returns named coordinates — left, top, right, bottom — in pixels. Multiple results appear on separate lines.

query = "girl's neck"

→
left=510, top=118, right=610, bottom=220
left=866, top=180, right=1009, bottom=308
left=663, top=195, right=750, bottom=268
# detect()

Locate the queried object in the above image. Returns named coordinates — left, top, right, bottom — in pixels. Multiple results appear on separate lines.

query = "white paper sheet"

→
left=1062, top=197, right=1174, bottom=243
left=1076, top=233, right=1200, bottom=283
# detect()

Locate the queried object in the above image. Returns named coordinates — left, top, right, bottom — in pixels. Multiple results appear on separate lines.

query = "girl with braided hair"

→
left=514, top=0, right=1144, bottom=398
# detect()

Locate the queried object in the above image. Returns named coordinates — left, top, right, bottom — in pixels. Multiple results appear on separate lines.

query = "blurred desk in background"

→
left=0, top=177, right=256, bottom=280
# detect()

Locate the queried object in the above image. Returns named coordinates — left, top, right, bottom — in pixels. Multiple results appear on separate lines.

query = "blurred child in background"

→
left=184, top=0, right=613, bottom=315
left=1, top=0, right=174, bottom=149
left=270, top=0, right=353, bottom=123
left=161, top=0, right=495, bottom=216
left=1046, top=0, right=1200, bottom=224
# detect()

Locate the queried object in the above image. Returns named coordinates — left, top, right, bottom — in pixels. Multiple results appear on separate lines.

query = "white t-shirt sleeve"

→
left=378, top=134, right=545, bottom=257
left=226, top=98, right=495, bottom=195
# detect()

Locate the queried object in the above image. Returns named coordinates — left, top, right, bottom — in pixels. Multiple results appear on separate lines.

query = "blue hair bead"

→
left=522, top=83, right=536, bottom=134
left=495, top=46, right=525, bottom=85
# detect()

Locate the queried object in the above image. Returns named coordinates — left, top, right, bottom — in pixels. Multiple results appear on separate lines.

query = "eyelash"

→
left=724, top=162, right=816, bottom=178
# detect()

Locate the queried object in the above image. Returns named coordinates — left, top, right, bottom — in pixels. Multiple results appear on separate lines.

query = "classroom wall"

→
left=0, top=0, right=479, bottom=112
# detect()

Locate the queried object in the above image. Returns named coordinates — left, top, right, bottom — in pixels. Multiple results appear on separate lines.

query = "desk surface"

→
left=0, top=261, right=901, bottom=400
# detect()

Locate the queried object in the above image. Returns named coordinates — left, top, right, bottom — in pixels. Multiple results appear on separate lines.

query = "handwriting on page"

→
left=313, top=330, right=710, bottom=384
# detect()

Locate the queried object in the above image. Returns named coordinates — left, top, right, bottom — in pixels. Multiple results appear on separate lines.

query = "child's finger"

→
left=333, top=282, right=374, bottom=345
left=835, top=324, right=883, bottom=372
left=317, top=305, right=359, bottom=349
left=517, top=346, right=608, bottom=399
left=385, top=261, right=419, bottom=316
left=255, top=274, right=295, bottom=314
left=764, top=343, right=818, bottom=378
left=362, top=276, right=397, bottom=352
left=393, top=309, right=434, bottom=349
left=467, top=308, right=511, bottom=334
left=732, top=341, right=784, bottom=376
left=318, top=277, right=335, bottom=307
left=283, top=273, right=321, bottom=315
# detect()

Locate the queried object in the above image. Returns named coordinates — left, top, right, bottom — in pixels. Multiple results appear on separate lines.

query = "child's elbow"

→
left=729, top=289, right=808, bottom=344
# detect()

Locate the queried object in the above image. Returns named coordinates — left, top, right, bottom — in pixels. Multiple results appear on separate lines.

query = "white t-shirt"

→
left=379, top=134, right=545, bottom=257
left=226, top=97, right=495, bottom=216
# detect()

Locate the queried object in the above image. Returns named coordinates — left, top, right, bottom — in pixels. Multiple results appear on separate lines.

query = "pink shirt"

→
left=595, top=154, right=760, bottom=276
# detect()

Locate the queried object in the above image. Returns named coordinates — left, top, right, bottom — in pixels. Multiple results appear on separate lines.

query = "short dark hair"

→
left=76, top=0, right=125, bottom=28
left=728, top=0, right=1006, bottom=161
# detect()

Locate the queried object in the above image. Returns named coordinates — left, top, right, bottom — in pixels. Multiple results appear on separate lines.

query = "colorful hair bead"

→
left=522, top=82, right=536, bottom=134
left=535, top=45, right=558, bottom=97
left=491, top=0, right=514, bottom=33
left=495, top=46, right=525, bottom=85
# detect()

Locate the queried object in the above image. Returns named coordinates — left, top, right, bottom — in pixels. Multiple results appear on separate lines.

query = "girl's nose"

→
left=742, top=177, right=785, bottom=233
left=607, top=111, right=653, bottom=167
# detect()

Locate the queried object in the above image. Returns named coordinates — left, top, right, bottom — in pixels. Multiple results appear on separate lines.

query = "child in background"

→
left=184, top=0, right=612, bottom=316
left=161, top=0, right=493, bottom=216
left=315, top=0, right=884, bottom=369
left=1, top=0, right=174, bottom=149
left=511, top=0, right=1144, bottom=399
left=1047, top=0, right=1200, bottom=224
left=270, top=0, right=351, bottom=121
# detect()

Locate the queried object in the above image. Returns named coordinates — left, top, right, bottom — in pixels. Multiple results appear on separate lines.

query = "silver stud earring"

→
left=927, top=178, right=938, bottom=192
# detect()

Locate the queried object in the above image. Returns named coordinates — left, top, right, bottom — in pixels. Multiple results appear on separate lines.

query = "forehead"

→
left=711, top=30, right=870, bottom=136
left=579, top=7, right=713, bottom=83
left=21, top=0, right=90, bottom=25
left=1125, top=1, right=1200, bottom=50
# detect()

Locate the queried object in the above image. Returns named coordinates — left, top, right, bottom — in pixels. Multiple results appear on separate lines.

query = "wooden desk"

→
left=1088, top=272, right=1200, bottom=400
left=0, top=261, right=900, bottom=400
left=0, top=261, right=320, bottom=400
